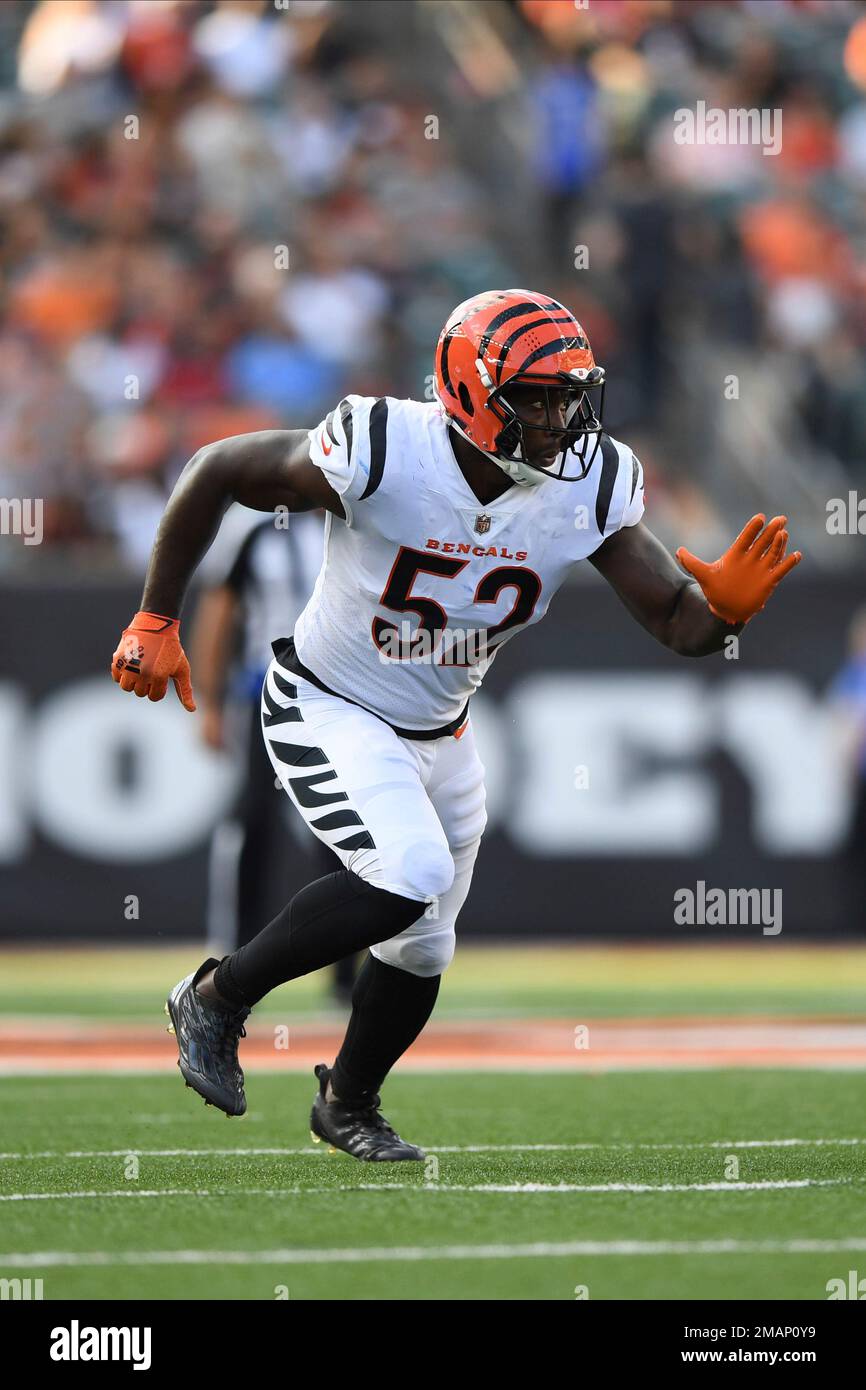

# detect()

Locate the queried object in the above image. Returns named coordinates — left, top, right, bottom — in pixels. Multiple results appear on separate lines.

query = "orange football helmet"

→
left=433, top=288, right=605, bottom=484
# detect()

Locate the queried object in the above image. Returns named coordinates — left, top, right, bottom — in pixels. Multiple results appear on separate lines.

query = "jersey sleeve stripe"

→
left=630, top=454, right=640, bottom=501
left=359, top=397, right=389, bottom=499
left=324, top=410, right=340, bottom=446
left=338, top=398, right=354, bottom=462
left=595, top=435, right=619, bottom=535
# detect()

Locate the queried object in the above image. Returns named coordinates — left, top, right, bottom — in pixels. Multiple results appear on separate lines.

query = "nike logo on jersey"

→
left=426, top=537, right=528, bottom=562
left=320, top=431, right=333, bottom=456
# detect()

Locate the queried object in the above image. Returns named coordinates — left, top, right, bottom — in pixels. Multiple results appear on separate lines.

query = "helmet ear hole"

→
left=457, top=382, right=475, bottom=416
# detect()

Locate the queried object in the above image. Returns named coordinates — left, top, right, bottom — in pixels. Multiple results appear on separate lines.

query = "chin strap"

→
left=494, top=454, right=545, bottom=487
left=446, top=413, right=544, bottom=487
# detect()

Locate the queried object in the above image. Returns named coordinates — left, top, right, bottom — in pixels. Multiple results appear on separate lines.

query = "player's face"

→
left=503, top=383, right=574, bottom=469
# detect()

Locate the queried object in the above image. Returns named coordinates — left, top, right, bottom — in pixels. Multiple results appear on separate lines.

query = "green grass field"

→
left=2, top=1072, right=864, bottom=1300
left=1, top=943, right=864, bottom=1300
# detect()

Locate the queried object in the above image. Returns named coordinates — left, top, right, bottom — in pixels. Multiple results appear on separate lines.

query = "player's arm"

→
left=111, top=431, right=338, bottom=706
left=589, top=515, right=801, bottom=657
left=143, top=431, right=341, bottom=618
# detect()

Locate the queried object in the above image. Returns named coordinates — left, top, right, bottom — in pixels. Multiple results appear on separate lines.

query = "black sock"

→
left=330, top=954, right=440, bottom=1104
left=213, top=870, right=425, bottom=1008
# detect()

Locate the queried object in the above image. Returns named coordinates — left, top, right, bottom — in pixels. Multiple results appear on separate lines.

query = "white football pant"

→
left=261, top=658, right=487, bottom=977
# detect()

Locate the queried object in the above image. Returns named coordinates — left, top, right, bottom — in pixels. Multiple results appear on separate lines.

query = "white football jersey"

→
left=290, top=395, right=644, bottom=732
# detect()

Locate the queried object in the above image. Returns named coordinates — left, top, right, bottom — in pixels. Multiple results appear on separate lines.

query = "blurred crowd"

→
left=512, top=0, right=866, bottom=555
left=0, top=0, right=865, bottom=571
left=0, top=0, right=511, bottom=569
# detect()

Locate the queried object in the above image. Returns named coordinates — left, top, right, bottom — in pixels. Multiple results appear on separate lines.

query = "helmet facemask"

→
left=477, top=364, right=606, bottom=484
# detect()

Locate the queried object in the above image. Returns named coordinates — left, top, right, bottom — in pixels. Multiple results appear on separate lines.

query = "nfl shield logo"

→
left=475, top=513, right=492, bottom=534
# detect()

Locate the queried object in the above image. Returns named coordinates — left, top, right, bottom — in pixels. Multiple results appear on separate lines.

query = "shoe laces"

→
left=213, top=1008, right=248, bottom=1062
left=353, top=1099, right=396, bottom=1138
left=325, top=1076, right=395, bottom=1136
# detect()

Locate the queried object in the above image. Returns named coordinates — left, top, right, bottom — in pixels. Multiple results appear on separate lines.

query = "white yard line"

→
left=1, top=1137, right=864, bottom=1160
left=2, top=1237, right=866, bottom=1268
left=0, top=1178, right=849, bottom=1202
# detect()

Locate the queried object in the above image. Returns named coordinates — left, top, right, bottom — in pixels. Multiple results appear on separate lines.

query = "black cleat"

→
left=309, top=1063, right=425, bottom=1162
left=165, top=958, right=249, bottom=1116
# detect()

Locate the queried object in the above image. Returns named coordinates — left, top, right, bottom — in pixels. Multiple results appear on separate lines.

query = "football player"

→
left=111, top=290, right=801, bottom=1160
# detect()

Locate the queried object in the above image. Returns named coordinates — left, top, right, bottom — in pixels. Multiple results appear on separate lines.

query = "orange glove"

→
left=110, top=611, right=196, bottom=710
left=676, top=514, right=802, bottom=625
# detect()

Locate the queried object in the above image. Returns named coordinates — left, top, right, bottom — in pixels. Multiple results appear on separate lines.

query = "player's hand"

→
left=676, top=515, right=802, bottom=625
left=110, top=611, right=196, bottom=710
